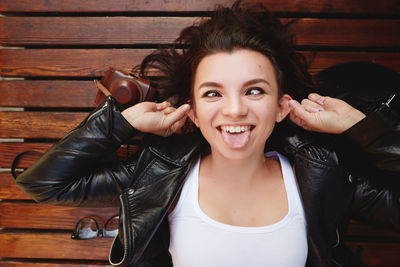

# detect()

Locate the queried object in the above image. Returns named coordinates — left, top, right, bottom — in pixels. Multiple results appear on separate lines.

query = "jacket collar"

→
left=145, top=132, right=203, bottom=167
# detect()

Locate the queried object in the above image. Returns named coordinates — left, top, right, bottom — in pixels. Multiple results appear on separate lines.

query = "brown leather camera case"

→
left=94, top=68, right=155, bottom=107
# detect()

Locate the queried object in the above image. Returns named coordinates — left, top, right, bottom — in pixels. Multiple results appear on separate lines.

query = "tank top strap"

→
left=265, top=151, right=304, bottom=217
left=168, top=156, right=201, bottom=220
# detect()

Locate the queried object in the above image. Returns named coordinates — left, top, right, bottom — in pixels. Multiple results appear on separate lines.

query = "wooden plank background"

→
left=1, top=0, right=399, bottom=266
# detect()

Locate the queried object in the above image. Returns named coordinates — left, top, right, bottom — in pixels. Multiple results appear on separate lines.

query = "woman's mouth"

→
left=218, top=125, right=254, bottom=148
left=220, top=125, right=252, bottom=133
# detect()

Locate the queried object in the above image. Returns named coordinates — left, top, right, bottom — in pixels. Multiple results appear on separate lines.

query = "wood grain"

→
left=1, top=17, right=399, bottom=47
left=0, top=232, right=112, bottom=260
left=0, top=0, right=399, bottom=14
left=0, top=49, right=150, bottom=77
left=0, top=111, right=87, bottom=139
left=0, top=142, right=52, bottom=169
left=0, top=172, right=31, bottom=200
left=0, top=80, right=98, bottom=108
left=1, top=49, right=399, bottom=78
left=0, top=202, right=119, bottom=230
left=0, top=261, right=110, bottom=267
left=347, top=242, right=400, bottom=267
left=346, top=220, right=400, bottom=238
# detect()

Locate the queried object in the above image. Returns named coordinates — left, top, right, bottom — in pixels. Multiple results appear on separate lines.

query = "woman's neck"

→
left=200, top=149, right=271, bottom=187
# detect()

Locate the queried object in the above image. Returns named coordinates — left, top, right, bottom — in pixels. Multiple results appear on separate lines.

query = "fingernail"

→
left=313, top=96, right=324, bottom=105
left=289, top=100, right=297, bottom=108
left=182, top=104, right=190, bottom=111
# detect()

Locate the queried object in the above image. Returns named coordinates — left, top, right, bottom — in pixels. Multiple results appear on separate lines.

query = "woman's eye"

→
left=203, top=90, right=221, bottom=98
left=246, top=87, right=265, bottom=96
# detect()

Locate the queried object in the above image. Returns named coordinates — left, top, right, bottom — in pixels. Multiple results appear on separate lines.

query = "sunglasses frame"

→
left=71, top=215, right=119, bottom=240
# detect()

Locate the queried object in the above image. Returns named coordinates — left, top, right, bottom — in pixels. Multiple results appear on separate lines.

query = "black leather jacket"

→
left=16, top=96, right=400, bottom=267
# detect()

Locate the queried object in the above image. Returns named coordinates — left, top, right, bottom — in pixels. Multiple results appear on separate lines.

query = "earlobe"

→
left=276, top=94, right=292, bottom=122
left=187, top=107, right=199, bottom=127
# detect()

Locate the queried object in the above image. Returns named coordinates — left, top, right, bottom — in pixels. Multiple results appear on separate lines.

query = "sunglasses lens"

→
left=103, top=216, right=119, bottom=237
left=72, top=217, right=99, bottom=239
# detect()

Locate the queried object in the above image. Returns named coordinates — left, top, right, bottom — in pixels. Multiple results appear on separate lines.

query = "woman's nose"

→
left=221, top=97, right=248, bottom=117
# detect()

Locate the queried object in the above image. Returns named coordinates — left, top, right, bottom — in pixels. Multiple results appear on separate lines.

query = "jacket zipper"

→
left=331, top=258, right=344, bottom=267
left=332, top=227, right=340, bottom=248
left=117, top=159, right=194, bottom=265
left=63, top=100, right=109, bottom=139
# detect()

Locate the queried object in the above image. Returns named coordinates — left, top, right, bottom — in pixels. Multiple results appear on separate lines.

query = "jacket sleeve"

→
left=341, top=100, right=400, bottom=231
left=16, top=96, right=138, bottom=207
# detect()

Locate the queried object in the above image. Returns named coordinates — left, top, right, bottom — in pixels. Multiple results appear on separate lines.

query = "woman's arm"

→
left=290, top=94, right=400, bottom=230
left=16, top=97, right=138, bottom=207
left=342, top=102, right=400, bottom=231
left=16, top=97, right=189, bottom=207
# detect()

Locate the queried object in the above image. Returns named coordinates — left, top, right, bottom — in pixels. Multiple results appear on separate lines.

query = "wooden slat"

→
left=0, top=261, right=110, bottom=267
left=0, top=202, right=119, bottom=230
left=1, top=49, right=399, bottom=78
left=347, top=220, right=400, bottom=238
left=1, top=17, right=399, bottom=47
left=0, top=232, right=112, bottom=260
left=0, top=49, right=150, bottom=77
left=347, top=242, right=400, bottom=267
left=0, top=142, right=51, bottom=169
left=293, top=19, right=400, bottom=47
left=0, top=111, right=87, bottom=139
left=308, top=51, right=400, bottom=74
left=0, top=80, right=98, bottom=108
left=0, top=0, right=399, bottom=14
left=0, top=17, right=190, bottom=46
left=0, top=172, right=30, bottom=200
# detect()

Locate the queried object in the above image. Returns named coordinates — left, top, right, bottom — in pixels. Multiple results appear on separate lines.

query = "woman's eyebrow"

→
left=197, top=81, right=222, bottom=90
left=197, top=78, right=271, bottom=90
left=243, top=78, right=271, bottom=87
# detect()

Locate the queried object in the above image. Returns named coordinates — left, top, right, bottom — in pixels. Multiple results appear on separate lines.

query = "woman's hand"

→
left=289, top=93, right=366, bottom=134
left=121, top=101, right=190, bottom=137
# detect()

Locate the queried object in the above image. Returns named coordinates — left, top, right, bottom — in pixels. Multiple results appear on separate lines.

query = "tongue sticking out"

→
left=221, top=130, right=251, bottom=149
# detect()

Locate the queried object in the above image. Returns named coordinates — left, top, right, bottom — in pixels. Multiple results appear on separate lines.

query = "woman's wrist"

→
left=341, top=109, right=366, bottom=133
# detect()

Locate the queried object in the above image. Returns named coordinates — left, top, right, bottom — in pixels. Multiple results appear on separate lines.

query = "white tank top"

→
left=168, top=151, right=308, bottom=267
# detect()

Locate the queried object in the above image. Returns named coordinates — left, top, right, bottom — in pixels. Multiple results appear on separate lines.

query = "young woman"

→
left=16, top=2, right=399, bottom=266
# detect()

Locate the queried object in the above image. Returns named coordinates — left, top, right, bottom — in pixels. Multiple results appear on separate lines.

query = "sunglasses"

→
left=71, top=215, right=119, bottom=240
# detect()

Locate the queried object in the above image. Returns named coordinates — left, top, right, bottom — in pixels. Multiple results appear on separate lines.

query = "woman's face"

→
left=188, top=49, right=291, bottom=160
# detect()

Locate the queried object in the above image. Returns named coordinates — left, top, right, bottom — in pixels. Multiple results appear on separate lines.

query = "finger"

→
left=289, top=112, right=304, bottom=127
left=169, top=116, right=188, bottom=133
left=161, top=106, right=176, bottom=115
left=162, top=104, right=190, bottom=127
left=308, top=93, right=325, bottom=106
left=289, top=100, right=315, bottom=126
left=300, top=99, right=324, bottom=113
left=135, top=101, right=158, bottom=113
left=310, top=94, right=350, bottom=112
left=156, top=101, right=172, bottom=111
left=289, top=112, right=312, bottom=131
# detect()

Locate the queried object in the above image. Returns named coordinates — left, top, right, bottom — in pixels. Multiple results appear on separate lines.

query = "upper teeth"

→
left=221, top=125, right=251, bottom=133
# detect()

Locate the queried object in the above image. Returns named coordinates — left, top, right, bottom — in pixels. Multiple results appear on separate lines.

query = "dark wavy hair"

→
left=134, top=1, right=313, bottom=107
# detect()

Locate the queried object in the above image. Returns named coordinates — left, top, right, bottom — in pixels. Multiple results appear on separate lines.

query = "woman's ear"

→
left=187, top=106, right=199, bottom=127
left=276, top=94, right=293, bottom=122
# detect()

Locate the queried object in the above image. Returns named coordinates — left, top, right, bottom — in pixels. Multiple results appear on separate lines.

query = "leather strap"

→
left=94, top=79, right=112, bottom=97
left=11, top=150, right=43, bottom=179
